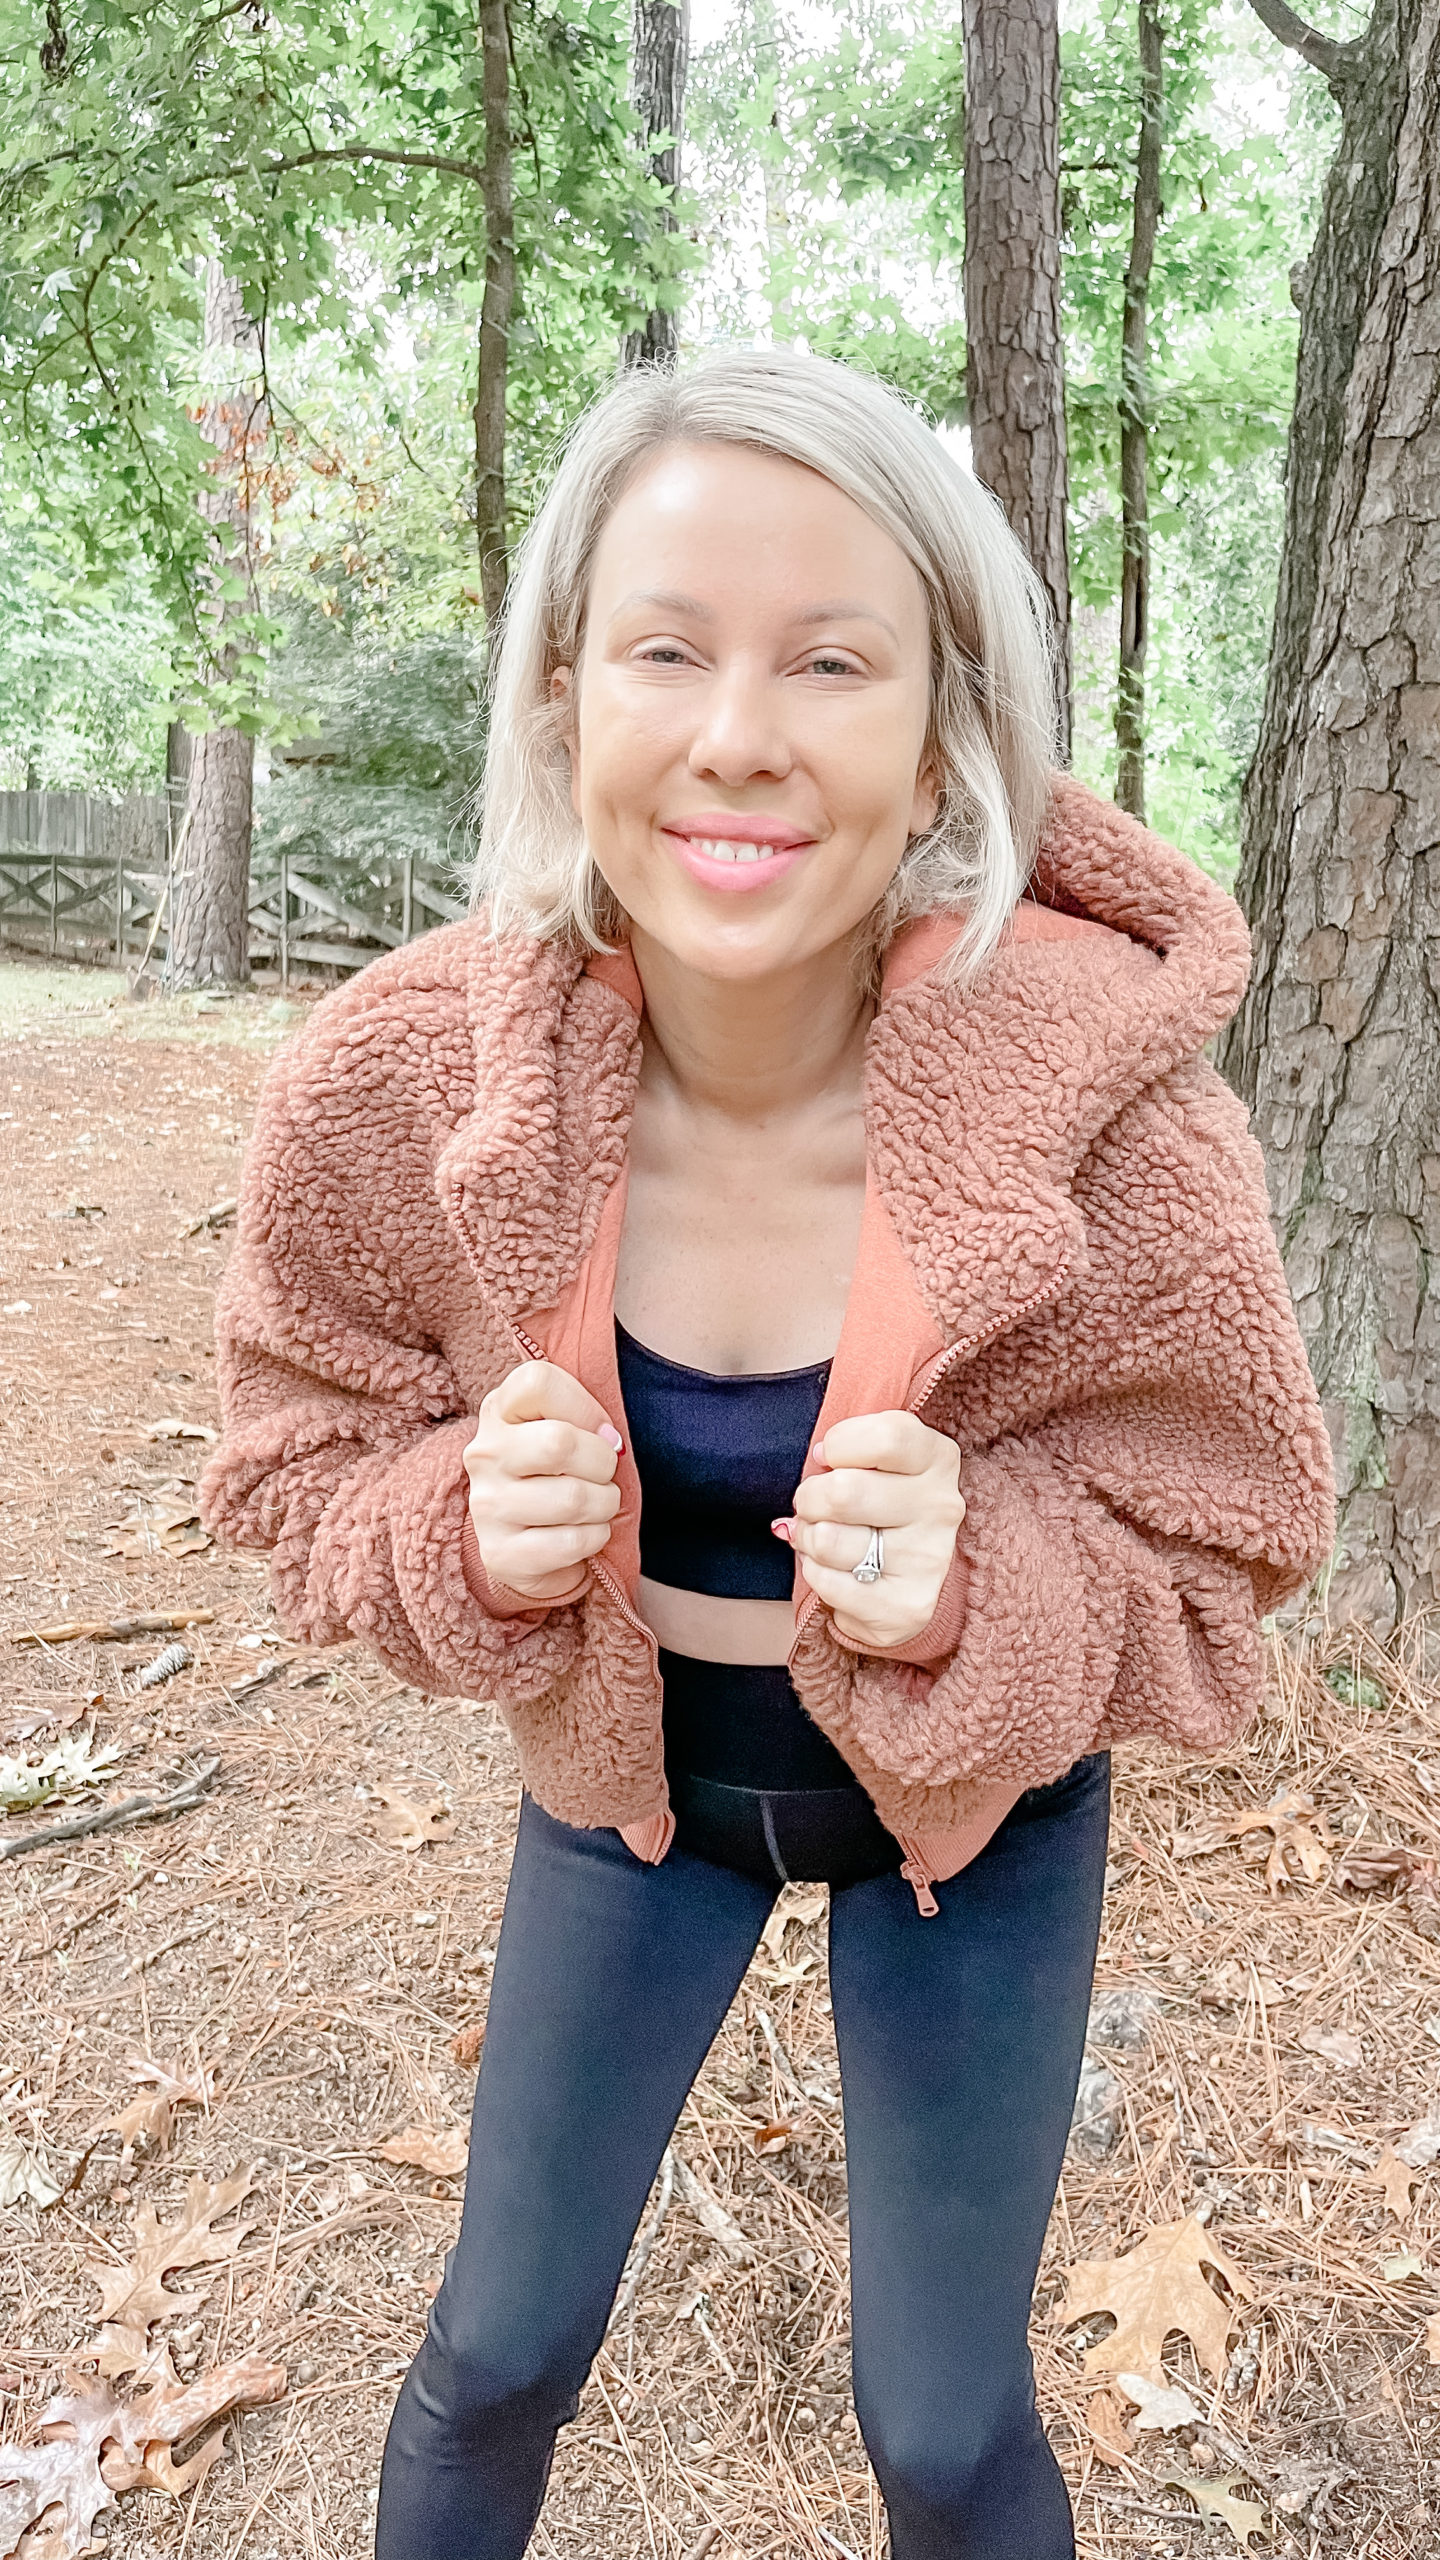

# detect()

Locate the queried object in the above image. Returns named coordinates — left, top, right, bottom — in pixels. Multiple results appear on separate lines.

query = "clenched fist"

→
left=463, top=1362, right=623, bottom=1603
left=777, top=1410, right=966, bottom=1649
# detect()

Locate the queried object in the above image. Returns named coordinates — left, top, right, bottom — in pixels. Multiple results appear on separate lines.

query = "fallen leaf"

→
left=1382, top=2248, right=1427, bottom=2282
left=370, top=1785, right=454, bottom=1853
left=101, top=1488, right=212, bottom=1561
left=450, top=2024, right=485, bottom=2069
left=87, top=2167, right=256, bottom=2376
left=1335, top=1842, right=1420, bottom=1892
left=1369, top=2145, right=1419, bottom=2219
left=104, top=2054, right=215, bottom=2166
left=759, top=1884, right=827, bottom=1959
left=0, top=2352, right=285, bottom=2554
left=1085, top=2387, right=1135, bottom=2466
left=1116, top=2371, right=1204, bottom=2431
left=0, top=2377, right=118, bottom=2557
left=100, top=2350, right=286, bottom=2496
left=1299, top=2025, right=1364, bottom=2069
left=1060, top=2216, right=1255, bottom=2387
left=0, top=1732, right=123, bottom=1814
left=1230, top=1785, right=1333, bottom=1893
left=1161, top=2467, right=1267, bottom=2548
left=1069, top=2057, right=1122, bottom=2160
left=1169, top=1822, right=1232, bottom=1860
left=374, top=2126, right=468, bottom=2177
left=1396, top=2114, right=1440, bottom=2170
left=751, top=2119, right=800, bottom=2157
left=0, top=2122, right=63, bottom=2212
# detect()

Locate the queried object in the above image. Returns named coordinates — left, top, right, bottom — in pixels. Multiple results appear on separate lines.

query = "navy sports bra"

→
left=615, top=1320, right=860, bottom=1793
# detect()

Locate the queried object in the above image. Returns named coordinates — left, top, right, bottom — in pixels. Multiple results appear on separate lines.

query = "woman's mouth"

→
left=663, top=830, right=814, bottom=894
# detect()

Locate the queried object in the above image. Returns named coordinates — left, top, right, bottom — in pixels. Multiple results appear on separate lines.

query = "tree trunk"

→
left=169, top=262, right=260, bottom=990
left=1114, top=0, right=1162, bottom=819
left=475, top=0, right=515, bottom=630
left=961, top=0, right=1072, bottom=759
left=1218, top=0, right=1440, bottom=1630
left=621, top=0, right=690, bottom=370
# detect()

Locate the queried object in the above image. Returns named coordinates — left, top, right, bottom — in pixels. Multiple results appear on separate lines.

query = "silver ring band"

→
left=851, top=1527, right=885, bottom=1585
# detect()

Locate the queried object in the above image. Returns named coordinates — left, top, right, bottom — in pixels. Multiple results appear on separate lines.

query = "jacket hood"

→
left=438, top=775, right=1253, bottom=1351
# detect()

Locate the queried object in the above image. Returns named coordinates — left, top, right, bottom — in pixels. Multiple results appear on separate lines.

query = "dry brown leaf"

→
left=0, top=2379, right=119, bottom=2560
left=370, top=1785, right=454, bottom=1852
left=1161, top=2466, right=1267, bottom=2548
left=450, top=2023, right=485, bottom=2069
left=104, top=2053, right=215, bottom=2165
left=1229, top=1784, right=1333, bottom=1893
left=86, top=2168, right=255, bottom=2376
left=1369, top=2145, right=1419, bottom=2219
left=1060, top=2215, right=1255, bottom=2388
left=1085, top=2388, right=1135, bottom=2467
left=1335, top=1842, right=1421, bottom=1892
left=751, top=2119, right=800, bottom=2157
left=375, top=2126, right=468, bottom=2177
left=1299, top=2023, right=1364, bottom=2069
left=101, top=1488, right=212, bottom=1562
left=100, top=2351, right=286, bottom=2497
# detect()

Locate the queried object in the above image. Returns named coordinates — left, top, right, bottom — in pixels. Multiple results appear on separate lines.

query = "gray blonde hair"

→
left=473, top=345, right=1057, bottom=982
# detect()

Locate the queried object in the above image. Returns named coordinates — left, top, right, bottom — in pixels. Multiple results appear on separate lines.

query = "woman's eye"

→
left=807, top=654, right=858, bottom=678
left=636, top=645, right=691, bottom=667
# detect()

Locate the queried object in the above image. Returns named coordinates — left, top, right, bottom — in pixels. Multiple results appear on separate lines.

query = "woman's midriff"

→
left=637, top=1578, right=794, bottom=1665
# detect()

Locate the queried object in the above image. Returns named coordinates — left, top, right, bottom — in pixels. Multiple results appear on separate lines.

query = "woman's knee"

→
left=416, top=2289, right=592, bottom=2442
left=858, top=2370, right=1048, bottom=2530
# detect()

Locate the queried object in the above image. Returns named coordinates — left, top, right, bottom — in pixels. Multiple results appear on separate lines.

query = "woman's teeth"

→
left=689, top=838, right=784, bottom=864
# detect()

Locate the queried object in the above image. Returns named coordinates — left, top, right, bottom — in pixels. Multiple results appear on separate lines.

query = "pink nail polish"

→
left=598, top=1424, right=624, bottom=1454
left=770, top=1516, right=794, bottom=1543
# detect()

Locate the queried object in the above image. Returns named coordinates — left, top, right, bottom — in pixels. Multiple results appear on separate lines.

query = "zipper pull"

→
left=900, top=1859, right=940, bottom=1918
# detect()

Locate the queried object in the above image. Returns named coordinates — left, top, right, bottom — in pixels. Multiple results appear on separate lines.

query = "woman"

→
left=204, top=347, right=1335, bottom=2560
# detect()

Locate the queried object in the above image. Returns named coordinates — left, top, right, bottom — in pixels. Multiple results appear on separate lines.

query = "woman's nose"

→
left=686, top=664, right=793, bottom=786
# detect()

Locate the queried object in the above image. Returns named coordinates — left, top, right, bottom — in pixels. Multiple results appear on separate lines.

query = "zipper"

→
left=787, top=1252, right=1074, bottom=1915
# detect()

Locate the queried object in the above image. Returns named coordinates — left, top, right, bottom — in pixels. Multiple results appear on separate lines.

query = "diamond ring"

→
left=851, top=1527, right=885, bottom=1585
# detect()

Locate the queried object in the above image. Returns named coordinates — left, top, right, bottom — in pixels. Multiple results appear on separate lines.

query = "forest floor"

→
left=3, top=949, right=1440, bottom=2560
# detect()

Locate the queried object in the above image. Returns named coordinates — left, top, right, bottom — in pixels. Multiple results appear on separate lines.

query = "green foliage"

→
left=0, top=497, right=172, bottom=792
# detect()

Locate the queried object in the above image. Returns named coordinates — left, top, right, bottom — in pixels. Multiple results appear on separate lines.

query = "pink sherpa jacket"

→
left=202, top=778, right=1335, bottom=1906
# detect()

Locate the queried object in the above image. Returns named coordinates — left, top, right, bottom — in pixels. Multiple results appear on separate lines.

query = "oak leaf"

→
left=1084, top=2388, right=1135, bottom=2467
left=104, top=2054, right=215, bottom=2165
left=370, top=1785, right=454, bottom=1852
left=1161, top=2467, right=1267, bottom=2548
left=1230, top=1785, right=1332, bottom=1893
left=1060, top=2216, right=1255, bottom=2388
left=374, top=2126, right=468, bottom=2177
left=87, top=2168, right=255, bottom=2376
left=1369, top=2146, right=1419, bottom=2219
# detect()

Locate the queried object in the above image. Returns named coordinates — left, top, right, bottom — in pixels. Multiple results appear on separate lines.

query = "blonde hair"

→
left=473, top=345, right=1057, bottom=982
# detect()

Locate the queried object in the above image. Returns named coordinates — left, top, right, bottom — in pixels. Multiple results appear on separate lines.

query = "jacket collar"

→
left=437, top=775, right=1252, bottom=1355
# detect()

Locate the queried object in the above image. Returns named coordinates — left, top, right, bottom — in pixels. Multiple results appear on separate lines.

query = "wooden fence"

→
left=0, top=790, right=469, bottom=978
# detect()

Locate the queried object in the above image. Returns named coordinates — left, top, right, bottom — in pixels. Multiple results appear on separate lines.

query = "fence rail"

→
left=0, top=790, right=468, bottom=977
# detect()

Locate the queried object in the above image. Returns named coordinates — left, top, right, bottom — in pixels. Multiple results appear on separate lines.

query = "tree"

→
left=622, top=0, right=691, bottom=368
left=961, top=0, right=1072, bottom=756
left=1217, top=0, right=1440, bottom=1628
left=169, top=265, right=264, bottom=990
left=1114, top=0, right=1162, bottom=816
left=475, top=0, right=515, bottom=626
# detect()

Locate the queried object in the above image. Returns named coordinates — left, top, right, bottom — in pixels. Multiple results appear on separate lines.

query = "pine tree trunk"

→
left=1218, top=0, right=1440, bottom=1629
left=1114, top=0, right=1162, bottom=819
left=961, top=0, right=1072, bottom=759
left=621, top=0, right=690, bottom=370
left=168, top=263, right=259, bottom=991
left=475, top=0, right=515, bottom=630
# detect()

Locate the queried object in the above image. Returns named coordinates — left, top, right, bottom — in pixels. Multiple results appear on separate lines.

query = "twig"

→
left=0, top=1755, right=221, bottom=1860
left=10, top=1609, right=216, bottom=1649
left=125, top=1915, right=218, bottom=1976
left=672, top=2157, right=754, bottom=2264
left=181, top=1196, right=238, bottom=1237
left=609, top=2145, right=676, bottom=2329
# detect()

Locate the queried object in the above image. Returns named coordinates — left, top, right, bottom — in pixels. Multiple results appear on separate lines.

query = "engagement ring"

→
left=852, top=1527, right=885, bottom=1584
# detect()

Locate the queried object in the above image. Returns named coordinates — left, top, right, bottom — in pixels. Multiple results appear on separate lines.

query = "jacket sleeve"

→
left=199, top=1037, right=583, bottom=1704
left=834, top=1060, right=1337, bottom=1790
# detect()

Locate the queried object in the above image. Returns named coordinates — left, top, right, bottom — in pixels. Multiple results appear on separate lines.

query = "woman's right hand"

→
left=462, top=1362, right=623, bottom=1602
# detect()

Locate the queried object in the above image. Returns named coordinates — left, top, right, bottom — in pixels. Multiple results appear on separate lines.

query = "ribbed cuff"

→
left=828, top=1548, right=970, bottom=1665
left=460, top=1511, right=589, bottom=1618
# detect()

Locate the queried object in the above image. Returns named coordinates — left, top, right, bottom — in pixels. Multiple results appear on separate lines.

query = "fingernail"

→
left=770, top=1516, right=795, bottom=1543
left=598, top=1424, right=624, bottom=1453
left=810, top=1441, right=827, bottom=1465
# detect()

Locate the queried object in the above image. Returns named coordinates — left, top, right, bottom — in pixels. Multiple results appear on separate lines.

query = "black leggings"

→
left=375, top=1754, right=1110, bottom=2559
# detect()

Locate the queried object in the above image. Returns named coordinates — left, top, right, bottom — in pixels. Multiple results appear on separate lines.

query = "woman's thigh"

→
left=430, top=1795, right=778, bottom=2383
left=829, top=1757, right=1111, bottom=2447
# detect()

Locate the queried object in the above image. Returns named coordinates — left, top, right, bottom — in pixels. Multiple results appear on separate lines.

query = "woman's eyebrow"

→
left=609, top=588, right=899, bottom=643
left=794, top=599, right=900, bottom=642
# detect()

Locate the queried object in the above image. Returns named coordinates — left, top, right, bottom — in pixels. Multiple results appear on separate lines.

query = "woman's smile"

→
left=662, top=812, right=817, bottom=894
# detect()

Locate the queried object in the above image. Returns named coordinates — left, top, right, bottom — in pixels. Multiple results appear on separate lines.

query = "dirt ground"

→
left=3, top=948, right=1440, bottom=2560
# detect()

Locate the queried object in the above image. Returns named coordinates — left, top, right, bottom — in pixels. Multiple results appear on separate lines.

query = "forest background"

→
left=0, top=0, right=1340, bottom=892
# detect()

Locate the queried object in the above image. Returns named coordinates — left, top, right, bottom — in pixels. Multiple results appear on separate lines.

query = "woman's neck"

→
left=628, top=924, right=873, bottom=1122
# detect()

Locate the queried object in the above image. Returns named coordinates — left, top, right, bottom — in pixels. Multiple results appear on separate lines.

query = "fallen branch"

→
left=10, top=1609, right=216, bottom=1649
left=0, top=1755, right=221, bottom=1861
left=609, top=2146, right=676, bottom=2329
left=181, top=1196, right=237, bottom=1237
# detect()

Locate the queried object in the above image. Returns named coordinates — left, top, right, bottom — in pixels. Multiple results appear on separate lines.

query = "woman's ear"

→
left=909, top=749, right=941, bottom=838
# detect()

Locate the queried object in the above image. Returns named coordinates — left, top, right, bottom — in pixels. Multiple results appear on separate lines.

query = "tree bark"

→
left=961, top=0, right=1072, bottom=759
left=621, top=0, right=690, bottom=370
left=475, top=0, right=515, bottom=629
left=168, top=262, right=260, bottom=991
left=1114, top=0, right=1162, bottom=819
left=1217, top=0, right=1439, bottom=1630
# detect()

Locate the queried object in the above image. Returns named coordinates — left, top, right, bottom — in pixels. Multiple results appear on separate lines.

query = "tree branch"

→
left=1245, top=0, right=1366, bottom=96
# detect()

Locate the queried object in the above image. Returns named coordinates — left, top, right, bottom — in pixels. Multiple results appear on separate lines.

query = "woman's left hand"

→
left=778, top=1411, right=967, bottom=1650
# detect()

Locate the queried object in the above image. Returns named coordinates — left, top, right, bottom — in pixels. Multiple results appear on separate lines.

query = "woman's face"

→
left=553, top=440, right=939, bottom=982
